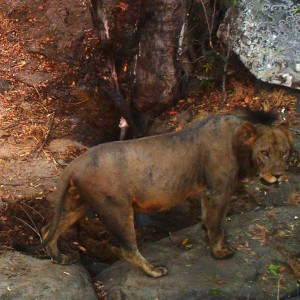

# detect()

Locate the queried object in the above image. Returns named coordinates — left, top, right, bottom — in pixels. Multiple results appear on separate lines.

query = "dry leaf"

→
left=182, top=238, right=188, bottom=245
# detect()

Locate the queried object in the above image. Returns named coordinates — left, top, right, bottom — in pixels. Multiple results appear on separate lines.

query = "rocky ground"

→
left=98, top=207, right=300, bottom=300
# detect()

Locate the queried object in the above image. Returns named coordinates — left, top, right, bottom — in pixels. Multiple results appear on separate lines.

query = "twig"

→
left=277, top=274, right=283, bottom=300
left=35, top=112, right=55, bottom=157
left=0, top=175, right=58, bottom=186
left=199, top=0, right=232, bottom=105
left=2, top=121, right=25, bottom=130
left=222, top=24, right=231, bottom=104
left=17, top=204, right=41, bottom=242
left=0, top=181, right=29, bottom=186
left=200, top=0, right=218, bottom=54
left=200, top=0, right=212, bottom=39
left=15, top=216, right=42, bottom=242
left=32, top=84, right=41, bottom=98
left=21, top=202, right=45, bottom=221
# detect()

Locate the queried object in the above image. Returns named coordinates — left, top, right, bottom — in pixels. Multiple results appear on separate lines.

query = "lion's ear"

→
left=235, top=122, right=257, bottom=146
left=276, top=120, right=290, bottom=132
left=276, top=120, right=292, bottom=145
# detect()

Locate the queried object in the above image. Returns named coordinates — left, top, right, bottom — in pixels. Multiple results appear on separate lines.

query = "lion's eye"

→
left=261, top=150, right=269, bottom=157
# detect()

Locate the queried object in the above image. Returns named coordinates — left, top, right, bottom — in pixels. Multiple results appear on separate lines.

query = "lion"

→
left=14, top=109, right=292, bottom=277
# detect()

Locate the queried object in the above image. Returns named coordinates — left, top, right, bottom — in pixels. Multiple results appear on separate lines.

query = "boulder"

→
left=218, top=0, right=300, bottom=89
left=0, top=251, right=97, bottom=300
left=97, top=206, right=300, bottom=300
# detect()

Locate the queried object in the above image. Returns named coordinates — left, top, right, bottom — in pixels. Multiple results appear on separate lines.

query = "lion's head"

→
left=235, top=119, right=292, bottom=184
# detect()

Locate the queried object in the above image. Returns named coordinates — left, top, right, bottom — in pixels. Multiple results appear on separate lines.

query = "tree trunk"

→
left=89, top=0, right=211, bottom=136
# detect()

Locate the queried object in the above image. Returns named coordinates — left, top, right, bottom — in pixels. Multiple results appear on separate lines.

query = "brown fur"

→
left=14, top=111, right=292, bottom=277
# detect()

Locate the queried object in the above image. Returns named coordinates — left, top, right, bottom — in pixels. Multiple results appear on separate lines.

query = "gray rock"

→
left=97, top=206, right=300, bottom=300
left=218, top=0, right=300, bottom=90
left=0, top=251, right=97, bottom=300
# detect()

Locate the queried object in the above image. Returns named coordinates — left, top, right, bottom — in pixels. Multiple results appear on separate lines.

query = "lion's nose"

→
left=272, top=165, right=286, bottom=177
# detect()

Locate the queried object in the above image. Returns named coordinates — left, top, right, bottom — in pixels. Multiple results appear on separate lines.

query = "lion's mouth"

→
left=259, top=173, right=286, bottom=184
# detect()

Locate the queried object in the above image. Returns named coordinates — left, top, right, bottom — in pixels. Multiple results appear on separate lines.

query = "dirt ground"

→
left=0, top=1, right=300, bottom=299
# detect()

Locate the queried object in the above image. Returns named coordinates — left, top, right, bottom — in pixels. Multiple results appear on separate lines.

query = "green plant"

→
left=289, top=8, right=300, bottom=13
left=268, top=264, right=282, bottom=276
left=200, top=79, right=215, bottom=89
left=202, top=62, right=213, bottom=74
left=210, top=289, right=221, bottom=295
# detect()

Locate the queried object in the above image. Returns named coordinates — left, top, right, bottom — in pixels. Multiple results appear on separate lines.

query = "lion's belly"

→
left=132, top=185, right=205, bottom=213
left=133, top=198, right=176, bottom=212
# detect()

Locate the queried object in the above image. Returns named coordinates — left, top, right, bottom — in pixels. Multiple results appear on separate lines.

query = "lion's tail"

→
left=13, top=170, right=73, bottom=253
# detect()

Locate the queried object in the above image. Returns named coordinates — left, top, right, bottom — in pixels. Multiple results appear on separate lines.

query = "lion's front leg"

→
left=203, top=192, right=234, bottom=259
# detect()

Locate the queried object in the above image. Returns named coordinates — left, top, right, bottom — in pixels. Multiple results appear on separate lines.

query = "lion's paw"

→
left=52, top=254, right=77, bottom=265
left=211, top=245, right=235, bottom=259
left=148, top=266, right=168, bottom=278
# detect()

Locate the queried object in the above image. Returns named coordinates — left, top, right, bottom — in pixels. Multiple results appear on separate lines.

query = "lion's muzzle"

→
left=259, top=172, right=287, bottom=184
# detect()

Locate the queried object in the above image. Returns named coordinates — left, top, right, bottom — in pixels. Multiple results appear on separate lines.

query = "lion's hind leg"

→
left=42, top=191, right=89, bottom=264
left=117, top=246, right=168, bottom=278
left=94, top=198, right=168, bottom=277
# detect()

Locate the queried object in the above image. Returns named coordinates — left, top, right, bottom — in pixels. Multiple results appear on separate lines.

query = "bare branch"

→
left=15, top=216, right=42, bottom=243
left=222, top=24, right=231, bottom=104
left=17, top=204, right=42, bottom=242
left=21, top=202, right=45, bottom=221
left=35, top=111, right=55, bottom=156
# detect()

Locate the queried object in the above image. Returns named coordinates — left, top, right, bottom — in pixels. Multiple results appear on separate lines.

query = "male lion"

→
left=14, top=109, right=292, bottom=277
